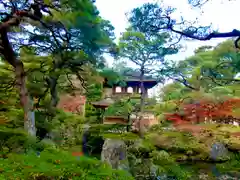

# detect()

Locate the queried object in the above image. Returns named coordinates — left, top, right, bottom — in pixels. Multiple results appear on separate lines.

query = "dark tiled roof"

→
left=91, top=98, right=114, bottom=108
left=123, top=71, right=156, bottom=81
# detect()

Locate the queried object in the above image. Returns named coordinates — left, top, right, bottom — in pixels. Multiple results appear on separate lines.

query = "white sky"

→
left=95, top=0, right=240, bottom=96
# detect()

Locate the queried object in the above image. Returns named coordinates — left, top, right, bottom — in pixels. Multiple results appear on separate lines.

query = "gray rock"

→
left=210, top=142, right=230, bottom=161
left=198, top=173, right=210, bottom=180
left=217, top=175, right=239, bottom=180
left=101, top=138, right=129, bottom=170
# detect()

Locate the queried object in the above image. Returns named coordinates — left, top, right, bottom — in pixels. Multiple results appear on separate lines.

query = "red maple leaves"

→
left=165, top=98, right=240, bottom=124
left=165, top=113, right=186, bottom=125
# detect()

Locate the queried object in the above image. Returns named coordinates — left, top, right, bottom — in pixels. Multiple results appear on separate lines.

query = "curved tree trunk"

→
left=0, top=29, right=36, bottom=136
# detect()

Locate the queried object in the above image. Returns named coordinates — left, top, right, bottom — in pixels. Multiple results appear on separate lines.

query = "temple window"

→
left=127, top=87, right=133, bottom=93
left=115, top=86, right=122, bottom=93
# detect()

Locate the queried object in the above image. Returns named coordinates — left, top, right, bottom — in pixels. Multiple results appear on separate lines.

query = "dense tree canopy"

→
left=0, top=0, right=116, bottom=135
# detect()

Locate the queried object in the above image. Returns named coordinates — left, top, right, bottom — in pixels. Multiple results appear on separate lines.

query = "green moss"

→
left=129, top=125, right=240, bottom=179
left=217, top=125, right=240, bottom=133
left=147, top=131, right=209, bottom=156
left=127, top=139, right=156, bottom=160
left=151, top=150, right=175, bottom=164
left=224, top=138, right=240, bottom=152
left=145, top=128, right=240, bottom=162
left=150, top=151, right=192, bottom=179
left=102, top=132, right=139, bottom=140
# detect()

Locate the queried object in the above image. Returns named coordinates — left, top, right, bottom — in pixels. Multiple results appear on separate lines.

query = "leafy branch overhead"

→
left=158, top=40, right=240, bottom=89
left=1, top=0, right=115, bottom=90
left=128, top=2, right=240, bottom=48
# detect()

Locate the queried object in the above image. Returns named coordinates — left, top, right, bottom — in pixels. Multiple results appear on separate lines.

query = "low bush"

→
left=0, top=149, right=133, bottom=179
left=0, top=127, right=56, bottom=156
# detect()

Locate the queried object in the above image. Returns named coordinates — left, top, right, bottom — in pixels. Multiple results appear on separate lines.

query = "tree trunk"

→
left=139, top=67, right=145, bottom=137
left=48, top=57, right=64, bottom=109
left=127, top=113, right=131, bottom=132
left=49, top=77, right=58, bottom=107
left=15, top=61, right=36, bottom=136
left=0, top=29, right=36, bottom=136
left=195, top=75, right=201, bottom=124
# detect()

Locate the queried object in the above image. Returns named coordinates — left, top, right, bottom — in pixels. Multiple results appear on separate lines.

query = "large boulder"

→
left=101, top=138, right=129, bottom=170
left=210, top=142, right=230, bottom=161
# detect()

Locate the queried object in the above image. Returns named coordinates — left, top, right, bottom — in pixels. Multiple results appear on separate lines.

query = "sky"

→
left=95, top=0, right=240, bottom=96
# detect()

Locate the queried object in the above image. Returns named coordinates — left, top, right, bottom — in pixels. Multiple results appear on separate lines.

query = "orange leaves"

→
left=71, top=152, right=83, bottom=157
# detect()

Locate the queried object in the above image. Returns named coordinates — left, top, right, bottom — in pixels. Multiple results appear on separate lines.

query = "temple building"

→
left=91, top=72, right=159, bottom=129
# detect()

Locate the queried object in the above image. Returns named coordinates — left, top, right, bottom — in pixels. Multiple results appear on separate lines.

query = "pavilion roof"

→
left=91, top=98, right=114, bottom=108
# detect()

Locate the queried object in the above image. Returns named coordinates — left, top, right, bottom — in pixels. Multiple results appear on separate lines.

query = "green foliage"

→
left=117, top=15, right=179, bottom=118
left=0, top=150, right=133, bottom=179
left=86, top=83, right=103, bottom=102
left=128, top=3, right=173, bottom=35
left=7, top=0, right=116, bottom=114
left=0, top=63, right=15, bottom=93
left=99, top=68, right=126, bottom=87
left=216, top=153, right=240, bottom=173
left=147, top=131, right=209, bottom=156
left=118, top=28, right=178, bottom=73
left=103, top=132, right=139, bottom=141
left=151, top=150, right=192, bottom=179
left=81, top=124, right=104, bottom=156
left=1, top=0, right=240, bottom=179
left=127, top=138, right=192, bottom=179
left=50, top=110, right=85, bottom=147
left=0, top=127, right=55, bottom=155
left=161, top=40, right=240, bottom=93
left=104, top=98, right=134, bottom=119
left=155, top=40, right=240, bottom=126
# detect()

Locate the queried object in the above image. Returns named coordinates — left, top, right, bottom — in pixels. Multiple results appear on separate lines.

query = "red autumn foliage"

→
left=165, top=98, right=240, bottom=124
left=165, top=113, right=186, bottom=125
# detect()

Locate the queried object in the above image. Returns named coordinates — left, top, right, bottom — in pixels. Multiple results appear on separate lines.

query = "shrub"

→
left=0, top=127, right=56, bottom=155
left=36, top=109, right=86, bottom=148
left=0, top=127, right=28, bottom=153
left=0, top=149, right=133, bottom=179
